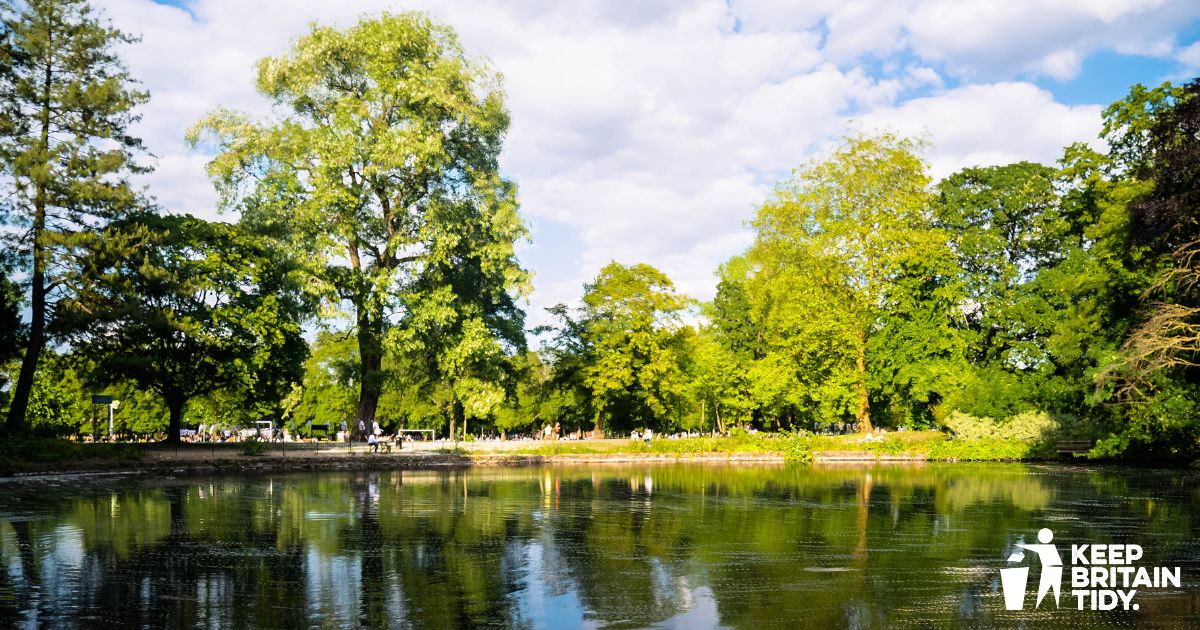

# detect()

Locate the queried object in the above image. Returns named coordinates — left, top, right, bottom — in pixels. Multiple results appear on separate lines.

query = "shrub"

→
left=943, top=410, right=1058, bottom=443
left=927, top=438, right=1037, bottom=461
left=240, top=436, right=268, bottom=456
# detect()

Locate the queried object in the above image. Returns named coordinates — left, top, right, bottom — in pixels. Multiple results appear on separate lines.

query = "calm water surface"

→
left=1, top=463, right=1198, bottom=628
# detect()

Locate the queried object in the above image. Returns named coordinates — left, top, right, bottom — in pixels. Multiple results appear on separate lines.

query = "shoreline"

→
left=0, top=447, right=1015, bottom=480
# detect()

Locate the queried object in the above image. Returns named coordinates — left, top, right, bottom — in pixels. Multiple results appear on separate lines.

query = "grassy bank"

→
left=500, top=431, right=1049, bottom=463
left=0, top=431, right=1056, bottom=475
left=0, top=437, right=147, bottom=472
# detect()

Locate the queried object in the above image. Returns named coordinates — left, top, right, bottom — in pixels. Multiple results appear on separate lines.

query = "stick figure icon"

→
left=1016, top=528, right=1062, bottom=608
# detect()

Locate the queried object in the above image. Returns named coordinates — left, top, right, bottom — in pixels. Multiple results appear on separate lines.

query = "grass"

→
left=0, top=430, right=1052, bottom=474
left=492, top=430, right=1045, bottom=463
left=0, top=436, right=146, bottom=473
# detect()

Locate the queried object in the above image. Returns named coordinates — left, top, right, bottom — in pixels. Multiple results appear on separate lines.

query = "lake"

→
left=1, top=463, right=1198, bottom=628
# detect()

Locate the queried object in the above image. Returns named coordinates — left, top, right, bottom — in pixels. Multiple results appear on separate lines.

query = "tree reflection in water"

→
left=0, top=463, right=1197, bottom=628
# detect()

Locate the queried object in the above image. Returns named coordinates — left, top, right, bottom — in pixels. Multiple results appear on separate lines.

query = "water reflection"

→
left=0, top=464, right=1197, bottom=628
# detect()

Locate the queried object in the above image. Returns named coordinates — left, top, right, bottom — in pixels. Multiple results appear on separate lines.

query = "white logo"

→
left=1000, top=528, right=1182, bottom=612
left=1001, top=528, right=1062, bottom=610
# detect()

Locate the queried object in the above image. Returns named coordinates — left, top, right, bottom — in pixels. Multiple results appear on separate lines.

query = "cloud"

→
left=859, top=82, right=1104, bottom=179
left=95, top=0, right=1192, bottom=326
left=902, top=0, right=1196, bottom=81
left=1178, top=41, right=1200, bottom=70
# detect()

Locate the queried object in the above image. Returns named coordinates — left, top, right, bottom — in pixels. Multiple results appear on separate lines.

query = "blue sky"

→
left=108, top=0, right=1200, bottom=324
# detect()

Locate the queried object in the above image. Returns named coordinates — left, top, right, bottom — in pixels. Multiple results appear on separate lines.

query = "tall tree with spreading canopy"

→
left=749, top=133, right=940, bottom=431
left=934, top=162, right=1065, bottom=367
left=191, top=12, right=527, bottom=439
left=579, top=262, right=690, bottom=435
left=0, top=0, right=148, bottom=434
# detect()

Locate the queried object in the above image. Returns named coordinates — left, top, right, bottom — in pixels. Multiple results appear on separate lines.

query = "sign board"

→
left=91, top=395, right=113, bottom=405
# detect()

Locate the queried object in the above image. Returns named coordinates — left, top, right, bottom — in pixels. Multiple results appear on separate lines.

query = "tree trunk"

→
left=855, top=329, right=872, bottom=433
left=4, top=282, right=42, bottom=434
left=3, top=47, right=52, bottom=437
left=165, top=400, right=184, bottom=444
left=450, top=400, right=464, bottom=443
left=592, top=410, right=604, bottom=438
left=354, top=307, right=384, bottom=441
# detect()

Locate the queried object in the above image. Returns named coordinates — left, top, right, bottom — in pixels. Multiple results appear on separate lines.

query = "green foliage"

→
left=57, top=213, right=308, bottom=442
left=24, top=354, right=87, bottom=435
left=0, top=255, right=22, bottom=372
left=282, top=332, right=359, bottom=434
left=744, top=132, right=951, bottom=431
left=0, top=437, right=144, bottom=472
left=191, top=12, right=529, bottom=437
left=494, top=352, right=564, bottom=436
left=505, top=431, right=1045, bottom=463
left=0, top=0, right=149, bottom=434
left=106, top=382, right=168, bottom=436
left=239, top=436, right=268, bottom=457
left=579, top=262, right=691, bottom=434
left=926, top=438, right=1039, bottom=462
left=1100, top=81, right=1186, bottom=174
left=942, top=411, right=1058, bottom=443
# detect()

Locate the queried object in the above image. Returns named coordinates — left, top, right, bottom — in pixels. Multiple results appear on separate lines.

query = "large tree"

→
left=934, top=162, right=1065, bottom=367
left=192, top=12, right=527, bottom=439
left=0, top=0, right=148, bottom=434
left=57, top=213, right=307, bottom=443
left=749, top=133, right=942, bottom=431
left=578, top=262, right=690, bottom=435
left=1103, top=80, right=1200, bottom=417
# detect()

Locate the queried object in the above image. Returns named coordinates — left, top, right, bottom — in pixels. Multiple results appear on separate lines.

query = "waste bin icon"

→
left=1001, top=552, right=1028, bottom=611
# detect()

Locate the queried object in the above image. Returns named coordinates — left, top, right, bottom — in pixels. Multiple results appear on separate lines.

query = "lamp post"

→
left=109, top=399, right=120, bottom=440
left=91, top=395, right=113, bottom=442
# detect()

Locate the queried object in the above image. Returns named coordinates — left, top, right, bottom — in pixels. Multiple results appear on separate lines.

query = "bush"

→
left=927, top=438, right=1037, bottom=461
left=240, top=436, right=268, bottom=456
left=943, top=410, right=1058, bottom=443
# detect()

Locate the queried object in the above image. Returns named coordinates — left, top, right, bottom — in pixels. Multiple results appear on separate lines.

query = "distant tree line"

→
left=1, top=0, right=1197, bottom=460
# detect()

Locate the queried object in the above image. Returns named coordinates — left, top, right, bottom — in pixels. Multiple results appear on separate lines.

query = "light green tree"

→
left=579, top=262, right=691, bottom=435
left=749, top=133, right=944, bottom=431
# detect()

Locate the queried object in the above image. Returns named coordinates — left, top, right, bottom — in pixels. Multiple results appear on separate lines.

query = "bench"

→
left=1056, top=440, right=1094, bottom=456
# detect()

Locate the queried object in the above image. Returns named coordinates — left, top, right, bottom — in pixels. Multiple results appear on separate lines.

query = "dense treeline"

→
left=1, top=0, right=1197, bottom=460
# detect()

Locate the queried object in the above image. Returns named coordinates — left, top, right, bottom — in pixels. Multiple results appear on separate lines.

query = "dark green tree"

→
left=57, top=213, right=307, bottom=443
left=0, top=0, right=148, bottom=434
left=0, top=253, right=23, bottom=409
left=934, top=162, right=1065, bottom=369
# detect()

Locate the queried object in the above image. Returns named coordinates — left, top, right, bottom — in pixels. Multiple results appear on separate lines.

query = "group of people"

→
left=540, top=422, right=563, bottom=441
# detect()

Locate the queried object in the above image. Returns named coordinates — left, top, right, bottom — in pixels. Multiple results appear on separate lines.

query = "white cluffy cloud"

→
left=98, top=0, right=1196, bottom=325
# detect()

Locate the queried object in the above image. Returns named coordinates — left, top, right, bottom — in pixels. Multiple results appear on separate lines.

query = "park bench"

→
left=1055, top=440, right=1094, bottom=456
